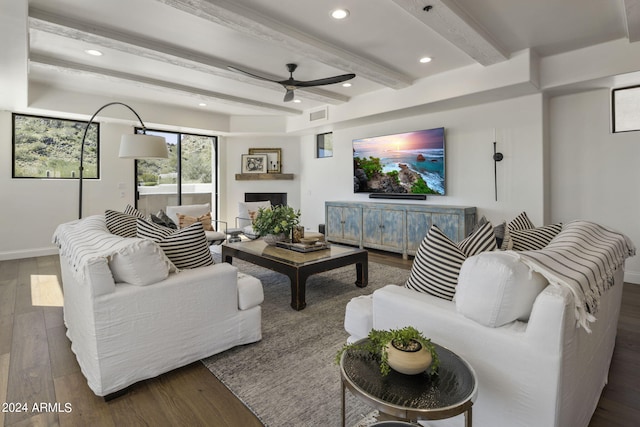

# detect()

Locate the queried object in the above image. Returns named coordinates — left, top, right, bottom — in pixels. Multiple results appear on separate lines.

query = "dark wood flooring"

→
left=0, top=253, right=638, bottom=426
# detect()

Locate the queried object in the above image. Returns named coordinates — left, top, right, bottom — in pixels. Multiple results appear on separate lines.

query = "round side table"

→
left=340, top=339, right=477, bottom=427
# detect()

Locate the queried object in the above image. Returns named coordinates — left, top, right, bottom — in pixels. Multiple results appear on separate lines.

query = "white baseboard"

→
left=624, top=271, right=640, bottom=285
left=0, top=246, right=58, bottom=261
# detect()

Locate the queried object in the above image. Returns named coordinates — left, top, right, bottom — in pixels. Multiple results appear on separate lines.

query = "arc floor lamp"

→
left=78, top=102, right=168, bottom=219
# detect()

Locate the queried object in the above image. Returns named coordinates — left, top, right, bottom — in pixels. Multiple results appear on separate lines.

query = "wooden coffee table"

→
left=222, top=239, right=368, bottom=310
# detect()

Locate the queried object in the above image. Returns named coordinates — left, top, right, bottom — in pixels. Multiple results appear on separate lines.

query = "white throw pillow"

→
left=455, top=251, right=548, bottom=327
left=108, top=238, right=172, bottom=286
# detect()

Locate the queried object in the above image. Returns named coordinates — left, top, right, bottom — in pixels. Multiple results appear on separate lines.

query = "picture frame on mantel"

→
left=248, top=148, right=281, bottom=173
left=241, top=154, right=268, bottom=173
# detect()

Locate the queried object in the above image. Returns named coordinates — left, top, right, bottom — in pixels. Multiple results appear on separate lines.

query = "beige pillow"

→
left=248, top=209, right=259, bottom=223
left=177, top=212, right=214, bottom=231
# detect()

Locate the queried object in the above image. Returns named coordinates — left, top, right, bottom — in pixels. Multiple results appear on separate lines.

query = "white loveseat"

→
left=345, top=222, right=634, bottom=427
left=53, top=215, right=263, bottom=397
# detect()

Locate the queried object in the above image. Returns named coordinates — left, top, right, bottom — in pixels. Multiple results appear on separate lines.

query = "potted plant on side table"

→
left=252, top=205, right=301, bottom=245
left=336, top=326, right=440, bottom=376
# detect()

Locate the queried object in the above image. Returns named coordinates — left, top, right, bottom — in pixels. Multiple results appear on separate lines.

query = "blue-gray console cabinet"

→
left=325, top=201, right=476, bottom=259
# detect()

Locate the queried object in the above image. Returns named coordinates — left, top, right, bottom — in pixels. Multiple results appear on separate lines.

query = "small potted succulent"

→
left=252, top=205, right=301, bottom=245
left=336, top=326, right=439, bottom=376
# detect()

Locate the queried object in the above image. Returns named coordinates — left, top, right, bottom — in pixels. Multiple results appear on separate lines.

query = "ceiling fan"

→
left=228, top=63, right=355, bottom=102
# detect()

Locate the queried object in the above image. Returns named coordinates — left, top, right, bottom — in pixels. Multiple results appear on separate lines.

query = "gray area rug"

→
left=202, top=256, right=410, bottom=427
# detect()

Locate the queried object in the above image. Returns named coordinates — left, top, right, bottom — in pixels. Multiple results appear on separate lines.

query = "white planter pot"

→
left=385, top=340, right=432, bottom=375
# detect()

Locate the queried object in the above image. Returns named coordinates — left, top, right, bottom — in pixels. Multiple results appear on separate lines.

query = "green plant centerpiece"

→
left=336, top=326, right=439, bottom=376
left=252, top=205, right=301, bottom=243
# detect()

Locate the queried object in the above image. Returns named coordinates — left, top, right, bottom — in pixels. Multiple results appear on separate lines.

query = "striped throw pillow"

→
left=510, top=223, right=562, bottom=251
left=508, top=211, right=535, bottom=231
left=124, top=204, right=145, bottom=219
left=105, top=210, right=139, bottom=237
left=501, top=211, right=536, bottom=250
left=406, top=222, right=496, bottom=301
left=458, top=221, right=497, bottom=256
left=105, top=205, right=145, bottom=237
left=137, top=218, right=214, bottom=269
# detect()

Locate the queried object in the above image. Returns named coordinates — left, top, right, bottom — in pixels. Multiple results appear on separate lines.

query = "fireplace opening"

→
left=245, top=192, right=287, bottom=206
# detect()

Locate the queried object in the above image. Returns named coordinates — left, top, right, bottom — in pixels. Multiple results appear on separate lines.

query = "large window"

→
left=135, top=129, right=218, bottom=217
left=612, top=85, right=640, bottom=132
left=12, top=113, right=99, bottom=179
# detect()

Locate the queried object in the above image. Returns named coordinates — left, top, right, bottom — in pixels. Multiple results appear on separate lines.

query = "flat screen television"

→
left=353, top=127, right=445, bottom=195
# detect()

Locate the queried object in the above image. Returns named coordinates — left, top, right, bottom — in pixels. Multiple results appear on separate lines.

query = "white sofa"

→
left=345, top=250, right=629, bottom=427
left=53, top=215, right=263, bottom=397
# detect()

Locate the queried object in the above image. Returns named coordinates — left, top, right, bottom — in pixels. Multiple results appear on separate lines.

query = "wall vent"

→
left=309, top=107, right=328, bottom=122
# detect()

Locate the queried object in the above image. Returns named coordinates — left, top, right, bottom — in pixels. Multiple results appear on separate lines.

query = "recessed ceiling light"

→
left=342, top=82, right=352, bottom=88
left=419, top=57, right=432, bottom=63
left=331, top=9, right=349, bottom=20
left=198, top=102, right=207, bottom=107
left=293, top=99, right=302, bottom=103
left=85, top=49, right=103, bottom=56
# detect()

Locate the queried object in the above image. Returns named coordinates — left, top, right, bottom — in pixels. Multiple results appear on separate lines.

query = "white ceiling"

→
left=20, top=0, right=640, bottom=117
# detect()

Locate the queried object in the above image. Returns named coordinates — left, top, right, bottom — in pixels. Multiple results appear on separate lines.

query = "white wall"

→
left=0, top=111, right=138, bottom=258
left=549, top=89, right=640, bottom=283
left=221, top=135, right=301, bottom=228
left=300, top=94, right=547, bottom=233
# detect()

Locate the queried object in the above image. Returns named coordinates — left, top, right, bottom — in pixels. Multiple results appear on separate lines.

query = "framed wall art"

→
left=241, top=154, right=268, bottom=173
left=248, top=147, right=281, bottom=173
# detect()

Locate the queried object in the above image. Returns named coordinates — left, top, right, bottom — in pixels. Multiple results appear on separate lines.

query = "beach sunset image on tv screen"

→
left=352, top=127, right=445, bottom=195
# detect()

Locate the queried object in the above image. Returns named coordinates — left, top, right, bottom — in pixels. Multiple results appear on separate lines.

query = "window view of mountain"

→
left=13, top=114, right=99, bottom=179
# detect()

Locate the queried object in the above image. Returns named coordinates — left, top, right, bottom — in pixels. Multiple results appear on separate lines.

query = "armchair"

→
left=165, top=203, right=227, bottom=244
left=236, top=200, right=271, bottom=240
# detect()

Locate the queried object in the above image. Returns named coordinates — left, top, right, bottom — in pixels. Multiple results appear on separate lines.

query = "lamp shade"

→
left=118, top=133, right=168, bottom=159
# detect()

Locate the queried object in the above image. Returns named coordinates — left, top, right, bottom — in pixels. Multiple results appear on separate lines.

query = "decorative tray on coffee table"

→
left=275, top=241, right=331, bottom=253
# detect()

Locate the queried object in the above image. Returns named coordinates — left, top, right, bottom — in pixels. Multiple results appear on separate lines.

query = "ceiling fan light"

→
left=331, top=9, right=349, bottom=20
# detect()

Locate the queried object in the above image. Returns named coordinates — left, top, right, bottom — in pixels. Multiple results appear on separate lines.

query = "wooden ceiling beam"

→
left=155, top=0, right=413, bottom=89
left=29, top=8, right=348, bottom=105
left=29, top=54, right=303, bottom=115
left=392, top=0, right=508, bottom=66
left=624, top=0, right=640, bottom=42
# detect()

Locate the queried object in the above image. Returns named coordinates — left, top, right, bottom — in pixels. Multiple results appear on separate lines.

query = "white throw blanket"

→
left=52, top=215, right=147, bottom=280
left=512, top=220, right=635, bottom=332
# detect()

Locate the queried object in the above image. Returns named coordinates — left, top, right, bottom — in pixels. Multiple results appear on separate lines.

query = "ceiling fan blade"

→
left=294, top=73, right=356, bottom=88
left=283, top=89, right=295, bottom=102
left=229, top=63, right=355, bottom=102
left=227, top=66, right=279, bottom=83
